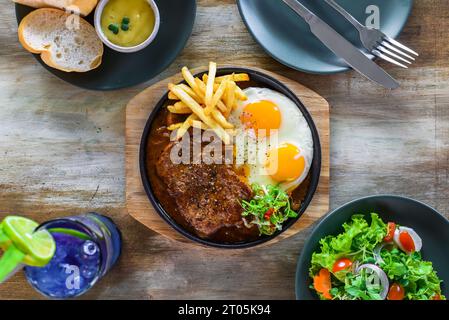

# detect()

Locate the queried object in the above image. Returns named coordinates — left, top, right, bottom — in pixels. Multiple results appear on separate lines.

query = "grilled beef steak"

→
left=156, top=142, right=253, bottom=239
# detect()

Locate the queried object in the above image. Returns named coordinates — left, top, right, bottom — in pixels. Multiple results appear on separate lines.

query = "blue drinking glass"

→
left=24, top=213, right=121, bottom=299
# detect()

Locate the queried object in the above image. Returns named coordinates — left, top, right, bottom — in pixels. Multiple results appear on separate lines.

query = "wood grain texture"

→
left=0, top=0, right=448, bottom=299
left=125, top=67, right=330, bottom=245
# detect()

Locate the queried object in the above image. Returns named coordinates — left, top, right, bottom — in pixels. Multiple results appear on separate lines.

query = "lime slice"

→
left=2, top=216, right=55, bottom=267
left=0, top=225, right=12, bottom=250
left=48, top=228, right=91, bottom=240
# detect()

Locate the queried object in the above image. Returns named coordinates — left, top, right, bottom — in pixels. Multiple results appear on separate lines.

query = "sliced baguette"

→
left=13, top=0, right=98, bottom=17
left=18, top=8, right=104, bottom=73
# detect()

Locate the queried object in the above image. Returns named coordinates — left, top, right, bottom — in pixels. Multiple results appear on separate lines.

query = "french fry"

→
left=166, top=64, right=248, bottom=145
left=176, top=114, right=198, bottom=140
left=181, top=67, right=204, bottom=99
left=195, top=78, right=227, bottom=113
left=234, top=86, right=248, bottom=101
left=168, top=83, right=231, bottom=144
left=175, top=101, right=191, bottom=111
left=168, top=92, right=179, bottom=100
left=192, top=120, right=209, bottom=130
left=225, top=80, right=236, bottom=117
left=203, top=74, right=247, bottom=101
left=212, top=109, right=234, bottom=129
left=212, top=80, right=228, bottom=106
left=216, top=73, right=250, bottom=83
left=205, top=62, right=217, bottom=114
left=178, top=84, right=202, bottom=103
left=203, top=73, right=250, bottom=84
left=205, top=80, right=228, bottom=115
left=195, top=77, right=207, bottom=92
left=167, top=101, right=192, bottom=114
left=167, top=123, right=182, bottom=131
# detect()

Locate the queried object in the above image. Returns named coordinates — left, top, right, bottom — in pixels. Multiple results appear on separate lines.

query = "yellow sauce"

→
left=101, top=0, right=155, bottom=47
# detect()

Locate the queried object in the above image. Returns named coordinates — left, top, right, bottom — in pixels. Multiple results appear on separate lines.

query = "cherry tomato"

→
left=399, top=231, right=416, bottom=252
left=313, top=268, right=332, bottom=300
left=264, top=208, right=274, bottom=220
left=387, top=283, right=405, bottom=300
left=384, top=222, right=396, bottom=242
left=332, top=258, right=353, bottom=273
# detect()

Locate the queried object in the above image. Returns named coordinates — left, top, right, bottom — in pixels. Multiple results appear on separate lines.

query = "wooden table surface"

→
left=0, top=0, right=448, bottom=299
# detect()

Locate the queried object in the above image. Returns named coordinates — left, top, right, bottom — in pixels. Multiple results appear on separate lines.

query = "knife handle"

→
left=282, top=0, right=315, bottom=23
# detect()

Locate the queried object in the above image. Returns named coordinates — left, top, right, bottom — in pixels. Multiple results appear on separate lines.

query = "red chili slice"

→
left=384, top=222, right=396, bottom=242
left=264, top=208, right=274, bottom=220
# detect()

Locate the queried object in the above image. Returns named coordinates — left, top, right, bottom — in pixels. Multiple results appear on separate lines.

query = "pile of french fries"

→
left=167, top=62, right=250, bottom=145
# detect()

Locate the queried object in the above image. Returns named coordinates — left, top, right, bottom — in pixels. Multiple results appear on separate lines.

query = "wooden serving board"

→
left=125, top=67, right=330, bottom=248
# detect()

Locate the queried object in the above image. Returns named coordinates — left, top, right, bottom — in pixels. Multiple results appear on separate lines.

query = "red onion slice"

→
left=374, top=243, right=396, bottom=265
left=356, top=264, right=389, bottom=300
left=374, top=244, right=386, bottom=264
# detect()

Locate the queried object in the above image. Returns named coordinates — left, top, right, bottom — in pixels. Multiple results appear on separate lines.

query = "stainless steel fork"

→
left=324, top=0, right=418, bottom=68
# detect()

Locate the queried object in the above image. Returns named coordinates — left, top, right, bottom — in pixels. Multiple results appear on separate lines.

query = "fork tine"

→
left=381, top=41, right=415, bottom=61
left=372, top=49, right=408, bottom=68
left=376, top=45, right=412, bottom=64
left=384, top=36, right=419, bottom=56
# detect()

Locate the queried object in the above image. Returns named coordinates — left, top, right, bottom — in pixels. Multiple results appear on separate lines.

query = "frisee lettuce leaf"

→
left=310, top=213, right=386, bottom=277
left=241, top=184, right=298, bottom=236
left=380, top=248, right=445, bottom=300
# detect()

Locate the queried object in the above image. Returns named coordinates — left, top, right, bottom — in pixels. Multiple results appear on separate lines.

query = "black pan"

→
left=140, top=67, right=322, bottom=249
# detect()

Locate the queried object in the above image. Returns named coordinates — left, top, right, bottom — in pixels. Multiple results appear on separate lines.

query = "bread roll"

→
left=18, top=8, right=104, bottom=72
left=14, top=0, right=98, bottom=17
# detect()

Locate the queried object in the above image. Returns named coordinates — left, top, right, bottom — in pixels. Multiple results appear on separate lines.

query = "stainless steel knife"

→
left=282, top=0, right=399, bottom=89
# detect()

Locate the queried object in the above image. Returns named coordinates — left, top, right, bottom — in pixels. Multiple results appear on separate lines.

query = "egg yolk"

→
left=240, top=100, right=281, bottom=137
left=266, top=143, right=306, bottom=182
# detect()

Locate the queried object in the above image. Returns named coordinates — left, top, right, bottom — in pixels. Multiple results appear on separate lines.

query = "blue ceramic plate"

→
left=15, top=0, right=196, bottom=90
left=237, top=0, right=414, bottom=74
left=296, top=195, right=449, bottom=300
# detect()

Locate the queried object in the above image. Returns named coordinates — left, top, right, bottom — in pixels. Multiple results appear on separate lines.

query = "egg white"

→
left=229, top=87, right=314, bottom=192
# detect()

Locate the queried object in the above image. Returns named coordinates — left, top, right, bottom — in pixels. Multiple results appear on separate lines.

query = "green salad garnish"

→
left=241, top=184, right=298, bottom=236
left=309, top=213, right=445, bottom=300
left=381, top=248, right=444, bottom=300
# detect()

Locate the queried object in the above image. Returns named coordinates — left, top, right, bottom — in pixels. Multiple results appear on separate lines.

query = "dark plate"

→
left=237, top=0, right=414, bottom=74
left=139, top=68, right=322, bottom=249
left=15, top=0, right=196, bottom=90
left=296, top=195, right=449, bottom=299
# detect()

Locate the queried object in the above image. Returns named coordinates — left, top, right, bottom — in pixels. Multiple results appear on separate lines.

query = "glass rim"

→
left=35, top=217, right=106, bottom=275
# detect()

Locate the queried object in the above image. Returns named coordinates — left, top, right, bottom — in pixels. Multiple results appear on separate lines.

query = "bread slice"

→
left=18, top=8, right=104, bottom=73
left=13, top=0, right=98, bottom=17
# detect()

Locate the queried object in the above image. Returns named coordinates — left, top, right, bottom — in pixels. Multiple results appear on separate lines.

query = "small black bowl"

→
left=139, top=67, right=322, bottom=249
left=296, top=195, right=449, bottom=299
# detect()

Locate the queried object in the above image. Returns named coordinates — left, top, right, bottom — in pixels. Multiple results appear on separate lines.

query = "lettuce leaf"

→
left=310, top=213, right=386, bottom=276
left=380, top=248, right=445, bottom=300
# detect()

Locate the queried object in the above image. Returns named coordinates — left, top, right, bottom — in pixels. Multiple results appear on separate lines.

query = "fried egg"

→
left=229, top=87, right=314, bottom=192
